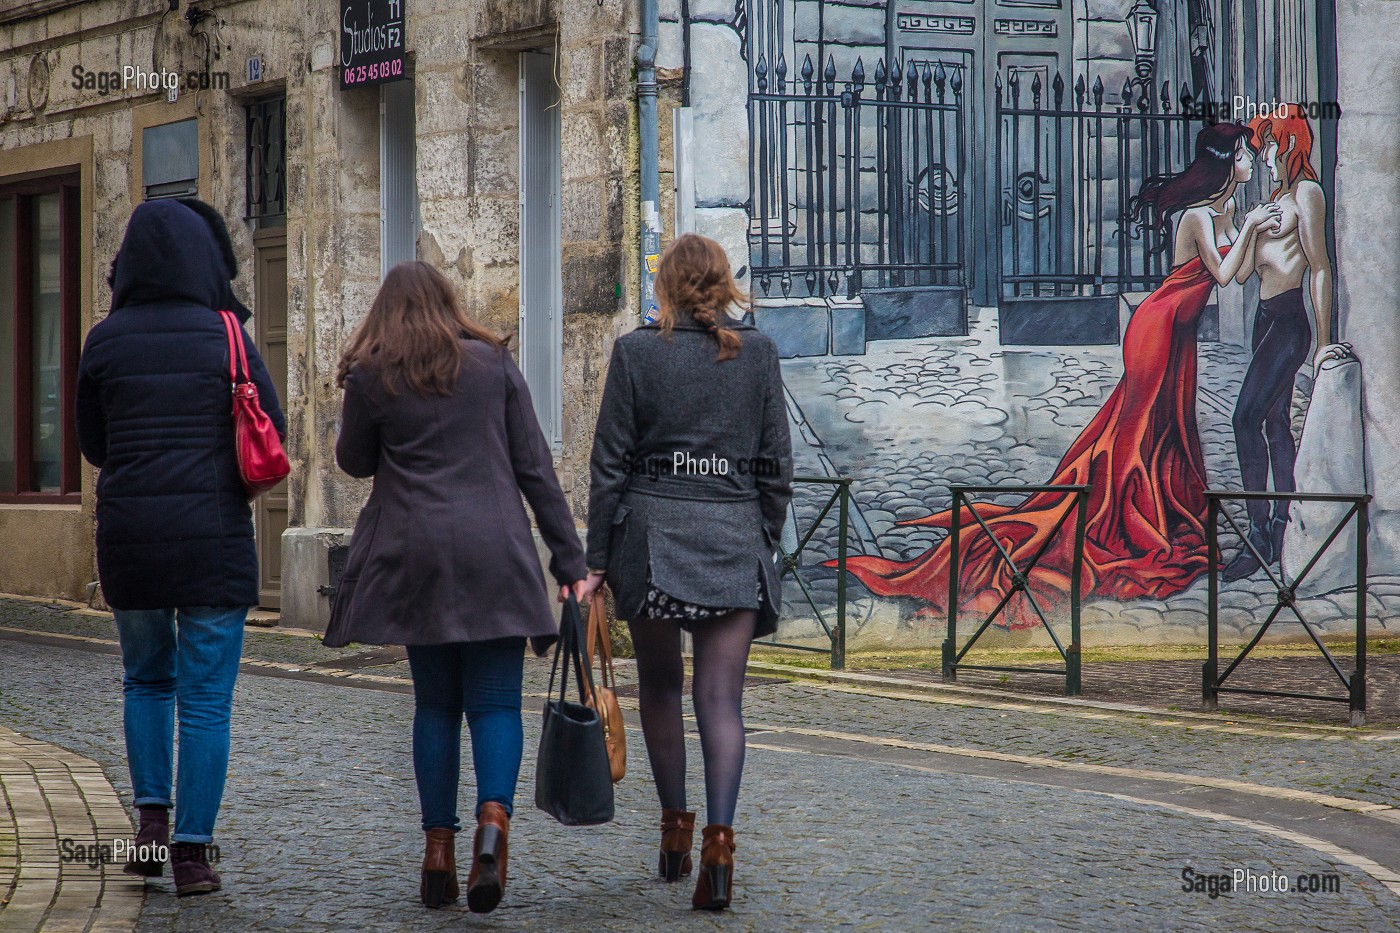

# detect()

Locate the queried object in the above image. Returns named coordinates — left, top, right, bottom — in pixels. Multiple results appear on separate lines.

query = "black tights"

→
left=628, top=610, right=756, bottom=827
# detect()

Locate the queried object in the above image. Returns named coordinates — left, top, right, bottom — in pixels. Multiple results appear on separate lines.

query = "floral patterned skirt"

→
left=636, top=565, right=763, bottom=623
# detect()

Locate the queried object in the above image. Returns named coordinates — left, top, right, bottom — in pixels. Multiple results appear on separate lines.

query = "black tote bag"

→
left=534, top=595, right=615, bottom=826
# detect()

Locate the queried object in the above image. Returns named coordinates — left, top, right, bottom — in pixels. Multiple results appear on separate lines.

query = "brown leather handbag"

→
left=584, top=591, right=627, bottom=783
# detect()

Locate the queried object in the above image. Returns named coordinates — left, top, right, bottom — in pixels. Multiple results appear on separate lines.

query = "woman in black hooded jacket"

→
left=76, top=199, right=284, bottom=895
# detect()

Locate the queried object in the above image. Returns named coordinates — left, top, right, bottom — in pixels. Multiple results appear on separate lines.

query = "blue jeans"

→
left=406, top=639, right=526, bottom=832
left=113, top=606, right=247, bottom=844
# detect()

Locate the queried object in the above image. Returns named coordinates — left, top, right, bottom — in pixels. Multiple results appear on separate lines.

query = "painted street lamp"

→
left=1128, top=0, right=1158, bottom=82
left=1125, top=0, right=1159, bottom=107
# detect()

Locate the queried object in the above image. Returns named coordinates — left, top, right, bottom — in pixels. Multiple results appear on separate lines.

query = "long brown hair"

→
left=336, top=260, right=505, bottom=396
left=653, top=233, right=747, bottom=361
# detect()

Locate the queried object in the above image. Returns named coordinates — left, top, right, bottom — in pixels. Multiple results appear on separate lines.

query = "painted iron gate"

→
left=748, top=52, right=970, bottom=306
left=994, top=71, right=1212, bottom=344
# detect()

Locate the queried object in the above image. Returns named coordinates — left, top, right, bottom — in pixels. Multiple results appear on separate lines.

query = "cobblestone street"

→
left=2, top=599, right=1399, bottom=931
left=776, top=308, right=1399, bottom=650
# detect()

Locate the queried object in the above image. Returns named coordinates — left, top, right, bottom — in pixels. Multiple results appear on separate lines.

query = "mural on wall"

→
left=666, top=0, right=1369, bottom=643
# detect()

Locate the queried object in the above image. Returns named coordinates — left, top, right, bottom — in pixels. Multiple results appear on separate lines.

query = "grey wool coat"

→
left=324, top=339, right=587, bottom=651
left=586, top=312, right=794, bottom=637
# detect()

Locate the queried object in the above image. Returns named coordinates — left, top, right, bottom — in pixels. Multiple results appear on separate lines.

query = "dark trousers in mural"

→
left=1231, top=287, right=1311, bottom=541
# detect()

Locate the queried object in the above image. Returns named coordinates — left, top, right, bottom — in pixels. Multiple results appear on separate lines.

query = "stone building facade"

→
left=0, top=0, right=641, bottom=627
left=4, top=0, right=1398, bottom=649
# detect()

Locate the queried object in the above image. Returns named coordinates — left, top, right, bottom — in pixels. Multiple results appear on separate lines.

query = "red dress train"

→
left=837, top=253, right=1223, bottom=629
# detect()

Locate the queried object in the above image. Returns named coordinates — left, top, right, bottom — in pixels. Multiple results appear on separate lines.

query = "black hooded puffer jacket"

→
left=76, top=200, right=285, bottom=610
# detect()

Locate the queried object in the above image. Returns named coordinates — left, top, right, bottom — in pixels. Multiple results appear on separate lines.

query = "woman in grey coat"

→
left=583, top=233, right=794, bottom=911
left=326, top=261, right=587, bottom=914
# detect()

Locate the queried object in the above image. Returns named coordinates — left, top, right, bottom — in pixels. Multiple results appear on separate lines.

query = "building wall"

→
left=1, top=0, right=641, bottom=622
left=668, top=0, right=1395, bottom=648
left=0, top=0, right=332, bottom=603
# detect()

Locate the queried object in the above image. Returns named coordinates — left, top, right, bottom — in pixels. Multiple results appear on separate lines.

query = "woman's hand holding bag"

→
left=534, top=595, right=615, bottom=826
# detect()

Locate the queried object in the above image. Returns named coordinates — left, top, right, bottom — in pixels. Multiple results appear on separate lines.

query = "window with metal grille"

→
left=245, top=96, right=286, bottom=225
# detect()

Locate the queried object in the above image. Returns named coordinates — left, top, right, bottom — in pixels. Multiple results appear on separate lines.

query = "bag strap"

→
left=586, top=591, right=616, bottom=693
left=217, top=310, right=251, bottom=385
left=546, top=595, right=596, bottom=705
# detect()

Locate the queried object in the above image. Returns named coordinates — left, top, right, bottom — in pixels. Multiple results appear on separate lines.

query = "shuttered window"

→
left=142, top=119, right=198, bottom=201
left=518, top=50, right=562, bottom=449
left=380, top=78, right=418, bottom=279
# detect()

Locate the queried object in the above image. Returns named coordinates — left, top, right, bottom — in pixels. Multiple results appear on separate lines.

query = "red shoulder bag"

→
left=218, top=310, right=290, bottom=498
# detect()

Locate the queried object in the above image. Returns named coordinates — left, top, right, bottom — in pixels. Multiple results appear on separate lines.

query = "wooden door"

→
left=253, top=225, right=288, bottom=609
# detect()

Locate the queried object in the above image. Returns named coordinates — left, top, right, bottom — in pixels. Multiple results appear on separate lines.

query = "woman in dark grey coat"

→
left=583, top=233, right=793, bottom=911
left=325, top=261, right=587, bottom=914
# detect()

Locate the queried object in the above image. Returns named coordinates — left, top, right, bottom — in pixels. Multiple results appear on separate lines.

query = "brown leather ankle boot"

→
left=659, top=808, right=695, bottom=881
left=466, top=802, right=510, bottom=914
left=123, top=805, right=169, bottom=878
left=691, top=824, right=735, bottom=911
left=420, top=828, right=460, bottom=908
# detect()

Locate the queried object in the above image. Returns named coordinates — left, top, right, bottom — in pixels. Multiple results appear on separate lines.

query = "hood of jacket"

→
left=110, top=200, right=249, bottom=321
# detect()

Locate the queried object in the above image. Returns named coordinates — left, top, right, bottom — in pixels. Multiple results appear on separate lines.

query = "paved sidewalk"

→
left=0, top=726, right=143, bottom=933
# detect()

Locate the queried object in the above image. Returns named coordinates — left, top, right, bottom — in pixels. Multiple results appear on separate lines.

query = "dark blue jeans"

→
left=113, top=606, right=247, bottom=844
left=406, top=638, right=526, bottom=832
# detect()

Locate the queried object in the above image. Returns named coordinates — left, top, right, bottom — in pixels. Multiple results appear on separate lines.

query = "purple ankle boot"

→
left=171, top=842, right=222, bottom=896
left=122, top=805, right=169, bottom=877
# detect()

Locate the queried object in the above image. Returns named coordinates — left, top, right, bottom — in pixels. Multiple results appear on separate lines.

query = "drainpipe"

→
left=638, top=0, right=661, bottom=323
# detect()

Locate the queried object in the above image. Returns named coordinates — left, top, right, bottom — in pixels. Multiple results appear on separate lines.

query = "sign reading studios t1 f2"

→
left=340, top=0, right=406, bottom=89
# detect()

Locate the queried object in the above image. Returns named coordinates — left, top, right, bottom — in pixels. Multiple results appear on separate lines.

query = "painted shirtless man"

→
left=1223, top=104, right=1338, bottom=582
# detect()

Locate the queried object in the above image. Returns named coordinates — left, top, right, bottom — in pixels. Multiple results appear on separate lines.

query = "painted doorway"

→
left=746, top=0, right=1074, bottom=309
left=891, top=1, right=1074, bottom=306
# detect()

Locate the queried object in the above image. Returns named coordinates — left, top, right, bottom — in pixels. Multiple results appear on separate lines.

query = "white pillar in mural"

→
left=1335, top=1, right=1400, bottom=570
left=683, top=7, right=751, bottom=282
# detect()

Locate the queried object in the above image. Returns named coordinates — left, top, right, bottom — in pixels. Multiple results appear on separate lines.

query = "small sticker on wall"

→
left=645, top=254, right=661, bottom=274
left=643, top=303, right=659, bottom=324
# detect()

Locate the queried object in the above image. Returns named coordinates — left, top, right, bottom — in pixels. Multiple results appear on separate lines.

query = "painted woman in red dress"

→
left=839, top=123, right=1283, bottom=629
